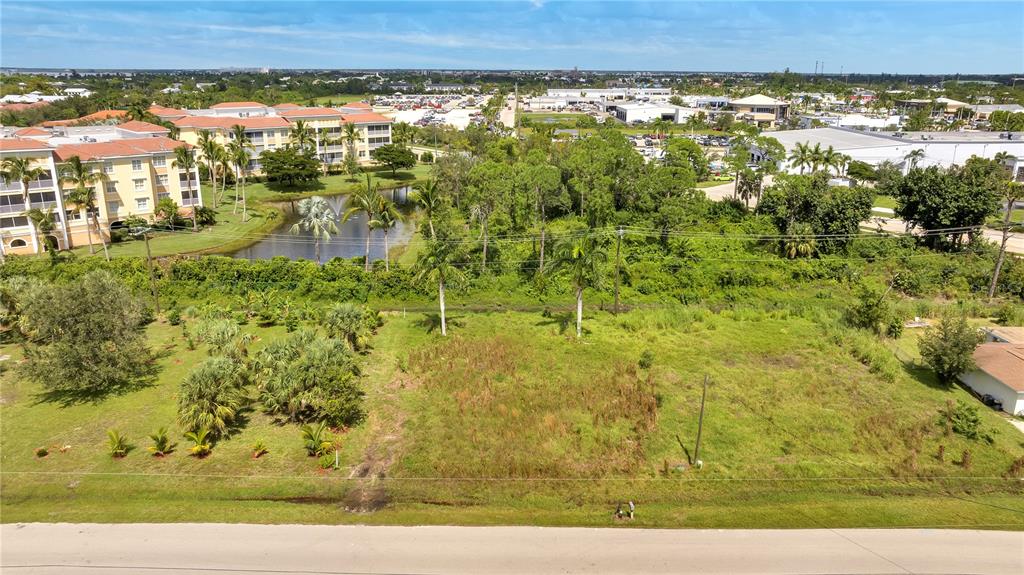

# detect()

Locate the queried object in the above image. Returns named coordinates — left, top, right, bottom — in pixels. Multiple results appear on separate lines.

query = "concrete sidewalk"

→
left=3, top=523, right=1022, bottom=574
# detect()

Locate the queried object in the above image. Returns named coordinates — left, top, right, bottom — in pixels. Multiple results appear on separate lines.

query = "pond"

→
left=231, top=186, right=416, bottom=262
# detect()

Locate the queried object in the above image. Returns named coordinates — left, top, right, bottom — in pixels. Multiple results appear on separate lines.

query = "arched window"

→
left=9, top=239, right=27, bottom=248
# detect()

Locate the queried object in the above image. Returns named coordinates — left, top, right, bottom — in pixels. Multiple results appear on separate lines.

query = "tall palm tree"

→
left=59, top=155, right=110, bottom=259
left=216, top=145, right=233, bottom=206
left=26, top=206, right=57, bottom=257
left=1, top=156, right=48, bottom=251
left=411, top=179, right=443, bottom=239
left=341, top=174, right=380, bottom=271
left=290, top=120, right=315, bottom=153
left=289, top=196, right=338, bottom=265
left=787, top=142, right=812, bottom=174
left=550, top=235, right=608, bottom=338
left=413, top=240, right=465, bottom=337
left=342, top=122, right=361, bottom=180
left=820, top=145, right=842, bottom=175
left=369, top=194, right=402, bottom=272
left=392, top=122, right=414, bottom=147
left=197, top=130, right=220, bottom=208
left=229, top=124, right=253, bottom=220
left=904, top=149, right=925, bottom=171
left=172, top=145, right=199, bottom=231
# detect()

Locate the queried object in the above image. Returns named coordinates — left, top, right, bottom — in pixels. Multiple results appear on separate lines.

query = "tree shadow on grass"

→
left=896, top=355, right=949, bottom=391
left=534, top=311, right=576, bottom=336
left=32, top=347, right=168, bottom=408
left=265, top=180, right=327, bottom=194
left=381, top=171, right=417, bottom=182
left=415, top=313, right=465, bottom=335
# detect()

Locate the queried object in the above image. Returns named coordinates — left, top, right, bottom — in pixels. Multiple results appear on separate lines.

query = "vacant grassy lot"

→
left=311, top=94, right=373, bottom=105
left=3, top=306, right=1022, bottom=528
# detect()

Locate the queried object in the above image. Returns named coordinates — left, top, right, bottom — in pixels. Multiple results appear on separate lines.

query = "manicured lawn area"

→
left=873, top=194, right=898, bottom=209
left=697, top=180, right=732, bottom=188
left=3, top=307, right=1021, bottom=527
left=311, top=94, right=373, bottom=105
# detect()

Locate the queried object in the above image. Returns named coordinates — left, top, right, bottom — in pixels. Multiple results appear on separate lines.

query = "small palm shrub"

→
left=148, top=427, right=175, bottom=457
left=107, top=429, right=130, bottom=458
left=300, top=422, right=333, bottom=457
left=184, top=427, right=213, bottom=458
left=251, top=440, right=269, bottom=459
left=34, top=446, right=48, bottom=458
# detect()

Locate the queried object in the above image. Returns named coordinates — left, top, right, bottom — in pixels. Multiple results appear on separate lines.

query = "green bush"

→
left=107, top=429, right=130, bottom=458
left=938, top=400, right=995, bottom=443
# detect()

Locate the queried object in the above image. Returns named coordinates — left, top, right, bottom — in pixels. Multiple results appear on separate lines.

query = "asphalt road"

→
left=3, top=523, right=1022, bottom=574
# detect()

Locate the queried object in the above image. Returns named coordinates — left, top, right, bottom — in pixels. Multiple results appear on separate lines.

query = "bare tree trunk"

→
left=576, top=287, right=583, bottom=338
left=84, top=209, right=95, bottom=254
left=364, top=224, right=371, bottom=272
left=92, top=211, right=109, bottom=261
left=233, top=168, right=240, bottom=214
left=439, top=279, right=447, bottom=336
left=428, top=217, right=435, bottom=240
left=539, top=203, right=546, bottom=272
left=481, top=217, right=488, bottom=269
left=23, top=185, right=38, bottom=254
left=988, top=197, right=1016, bottom=298
left=241, top=175, right=248, bottom=223
left=383, top=229, right=390, bottom=272
left=190, top=182, right=198, bottom=231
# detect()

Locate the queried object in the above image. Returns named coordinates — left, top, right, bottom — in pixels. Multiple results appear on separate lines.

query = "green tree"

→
left=413, top=240, right=465, bottom=337
left=289, top=120, right=316, bottom=152
left=178, top=356, right=247, bottom=436
left=289, top=196, right=338, bottom=264
left=782, top=222, right=817, bottom=259
left=919, top=313, right=982, bottom=385
left=18, top=271, right=153, bottom=403
left=787, top=142, right=813, bottom=174
left=260, top=146, right=321, bottom=186
left=228, top=124, right=254, bottom=220
left=988, top=180, right=1022, bottom=298
left=550, top=235, right=608, bottom=338
left=411, top=179, right=445, bottom=239
left=60, top=155, right=111, bottom=258
left=341, top=174, right=380, bottom=271
left=894, top=160, right=1000, bottom=250
left=197, top=130, right=221, bottom=208
left=26, top=207, right=58, bottom=261
left=664, top=137, right=710, bottom=181
left=370, top=144, right=416, bottom=176
left=172, top=144, right=199, bottom=231
left=369, top=194, right=402, bottom=271
left=1, top=156, right=47, bottom=250
left=391, top=122, right=415, bottom=146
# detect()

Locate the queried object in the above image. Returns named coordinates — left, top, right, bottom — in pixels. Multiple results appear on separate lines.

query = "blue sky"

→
left=2, top=1, right=1021, bottom=73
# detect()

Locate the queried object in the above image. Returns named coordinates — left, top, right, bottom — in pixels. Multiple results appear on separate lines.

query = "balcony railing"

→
left=30, top=201, right=58, bottom=210
left=0, top=178, right=54, bottom=193
left=0, top=203, right=24, bottom=214
left=181, top=197, right=200, bottom=206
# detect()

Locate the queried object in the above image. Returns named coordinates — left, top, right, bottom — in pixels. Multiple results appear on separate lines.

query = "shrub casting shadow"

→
left=415, top=313, right=465, bottom=334
left=32, top=348, right=168, bottom=407
left=534, top=311, right=576, bottom=336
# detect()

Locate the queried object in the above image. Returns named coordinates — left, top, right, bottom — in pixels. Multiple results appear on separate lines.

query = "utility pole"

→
left=133, top=227, right=161, bottom=315
left=693, top=375, right=709, bottom=469
left=614, top=226, right=624, bottom=315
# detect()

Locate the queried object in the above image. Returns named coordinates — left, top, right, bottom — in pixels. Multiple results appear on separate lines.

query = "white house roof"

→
left=731, top=94, right=787, bottom=106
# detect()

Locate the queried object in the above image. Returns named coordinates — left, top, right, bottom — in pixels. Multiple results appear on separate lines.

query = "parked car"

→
left=980, top=394, right=1003, bottom=411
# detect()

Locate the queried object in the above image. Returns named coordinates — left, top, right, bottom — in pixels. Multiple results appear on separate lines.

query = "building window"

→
left=157, top=174, right=169, bottom=186
left=131, top=159, right=143, bottom=171
left=358, top=150, right=366, bottom=158
left=65, top=209, right=83, bottom=222
left=107, top=200, right=121, bottom=214
left=136, top=198, right=149, bottom=211
left=105, top=182, right=117, bottom=194
left=153, top=156, right=166, bottom=167
left=9, top=238, right=27, bottom=248
left=1, top=216, right=29, bottom=229
left=103, top=162, right=114, bottom=174
left=133, top=179, right=146, bottom=192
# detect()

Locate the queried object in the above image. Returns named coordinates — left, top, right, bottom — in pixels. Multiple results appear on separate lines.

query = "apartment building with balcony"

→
left=163, top=101, right=392, bottom=173
left=0, top=122, right=201, bottom=256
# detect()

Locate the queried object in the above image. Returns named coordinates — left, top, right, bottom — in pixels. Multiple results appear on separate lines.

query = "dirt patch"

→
left=343, top=485, right=390, bottom=512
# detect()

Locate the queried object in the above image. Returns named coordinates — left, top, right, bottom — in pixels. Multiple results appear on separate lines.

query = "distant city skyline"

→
left=2, top=1, right=1021, bottom=74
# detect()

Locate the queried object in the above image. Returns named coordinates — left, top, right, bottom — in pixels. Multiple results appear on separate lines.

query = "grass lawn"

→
left=697, top=180, right=732, bottom=188
left=3, top=307, right=1022, bottom=527
left=66, top=165, right=433, bottom=259
left=310, top=94, right=373, bottom=105
left=873, top=194, right=898, bottom=210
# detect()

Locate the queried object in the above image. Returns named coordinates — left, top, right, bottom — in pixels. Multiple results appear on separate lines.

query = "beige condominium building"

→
left=728, top=94, right=791, bottom=127
left=0, top=121, right=201, bottom=257
left=162, top=101, right=392, bottom=173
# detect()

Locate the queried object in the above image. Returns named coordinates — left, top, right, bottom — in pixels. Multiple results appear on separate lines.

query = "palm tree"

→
left=229, top=124, right=253, bottom=220
left=392, top=122, right=414, bottom=146
left=369, top=194, right=402, bottom=272
left=782, top=223, right=817, bottom=259
left=216, top=145, right=233, bottom=206
left=413, top=240, right=465, bottom=337
left=411, top=179, right=443, bottom=239
left=820, top=146, right=843, bottom=175
left=988, top=179, right=1022, bottom=298
left=787, top=142, right=812, bottom=174
left=323, top=302, right=366, bottom=350
left=197, top=130, right=220, bottom=208
left=60, top=155, right=110, bottom=260
left=342, top=122, right=361, bottom=180
left=550, top=235, right=608, bottom=338
left=290, top=120, right=315, bottom=153
left=26, top=206, right=57, bottom=257
left=1, top=157, right=47, bottom=251
left=808, top=143, right=825, bottom=172
left=904, top=149, right=925, bottom=171
left=341, top=174, right=380, bottom=271
left=172, top=145, right=199, bottom=231
left=289, top=196, right=338, bottom=265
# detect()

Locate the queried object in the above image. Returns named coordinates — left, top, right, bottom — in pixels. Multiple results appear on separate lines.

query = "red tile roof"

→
left=118, top=120, right=170, bottom=134
left=53, top=137, right=188, bottom=162
left=273, top=103, right=300, bottom=110
left=14, top=127, right=50, bottom=137
left=278, top=107, right=345, bottom=118
left=42, top=109, right=128, bottom=127
left=148, top=104, right=189, bottom=118
left=0, top=102, right=50, bottom=112
left=172, top=116, right=291, bottom=129
left=209, top=101, right=267, bottom=109
left=341, top=112, right=392, bottom=124
left=972, top=343, right=1024, bottom=392
left=0, top=137, right=54, bottom=152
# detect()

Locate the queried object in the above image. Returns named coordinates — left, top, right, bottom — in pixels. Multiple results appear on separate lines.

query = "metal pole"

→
left=693, top=375, right=709, bottom=467
left=141, top=229, right=160, bottom=314
left=614, top=226, right=623, bottom=315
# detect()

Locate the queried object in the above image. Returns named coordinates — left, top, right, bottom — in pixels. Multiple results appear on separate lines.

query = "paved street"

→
left=3, top=523, right=1022, bottom=574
